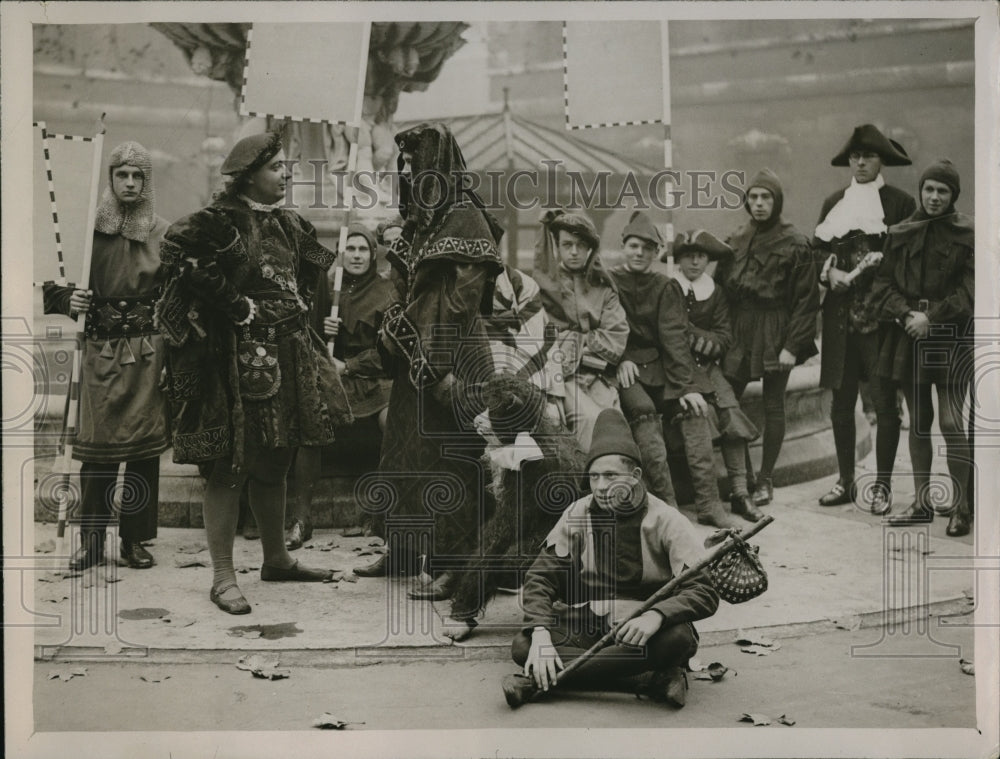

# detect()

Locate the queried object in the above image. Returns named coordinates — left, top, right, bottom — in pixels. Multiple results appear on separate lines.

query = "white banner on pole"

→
left=240, top=22, right=370, bottom=125
left=34, top=128, right=99, bottom=287
left=563, top=20, right=672, bottom=165
left=33, top=123, right=63, bottom=285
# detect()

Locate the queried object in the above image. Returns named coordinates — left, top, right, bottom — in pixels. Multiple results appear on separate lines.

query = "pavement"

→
left=28, top=429, right=979, bottom=667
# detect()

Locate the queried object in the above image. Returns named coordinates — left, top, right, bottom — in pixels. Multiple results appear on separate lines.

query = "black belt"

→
left=85, top=295, right=158, bottom=340
left=905, top=298, right=934, bottom=313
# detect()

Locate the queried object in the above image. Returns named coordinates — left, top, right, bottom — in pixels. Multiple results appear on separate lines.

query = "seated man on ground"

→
left=509, top=408, right=719, bottom=707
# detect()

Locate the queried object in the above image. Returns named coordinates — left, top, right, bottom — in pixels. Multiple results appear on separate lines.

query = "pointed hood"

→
left=743, top=168, right=784, bottom=222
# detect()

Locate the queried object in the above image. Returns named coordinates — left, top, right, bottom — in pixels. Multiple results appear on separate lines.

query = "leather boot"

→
left=945, top=508, right=972, bottom=537
left=629, top=414, right=677, bottom=504
left=69, top=530, right=105, bottom=571
left=886, top=500, right=933, bottom=526
left=120, top=539, right=154, bottom=569
left=730, top=493, right=763, bottom=523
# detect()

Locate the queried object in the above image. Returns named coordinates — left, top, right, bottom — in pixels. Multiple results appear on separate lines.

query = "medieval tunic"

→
left=520, top=493, right=717, bottom=630
left=312, top=264, right=395, bottom=418
left=610, top=268, right=706, bottom=401
left=672, top=273, right=758, bottom=443
left=44, top=218, right=171, bottom=462
left=814, top=181, right=916, bottom=390
left=873, top=211, right=975, bottom=386
left=721, top=218, right=819, bottom=382
left=156, top=197, right=351, bottom=470
left=377, top=202, right=504, bottom=560
left=533, top=266, right=629, bottom=420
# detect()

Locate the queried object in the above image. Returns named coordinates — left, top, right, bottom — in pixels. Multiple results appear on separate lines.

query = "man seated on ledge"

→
left=511, top=408, right=719, bottom=707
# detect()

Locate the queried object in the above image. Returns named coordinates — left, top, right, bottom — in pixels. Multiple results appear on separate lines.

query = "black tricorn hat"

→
left=673, top=229, right=732, bottom=262
left=831, top=124, right=912, bottom=167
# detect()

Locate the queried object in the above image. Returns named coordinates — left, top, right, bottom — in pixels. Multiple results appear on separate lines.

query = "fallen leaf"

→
left=35, top=540, right=56, bottom=554
left=959, top=658, right=974, bottom=675
left=691, top=662, right=730, bottom=681
left=735, top=630, right=776, bottom=647
left=161, top=616, right=196, bottom=628
left=104, top=641, right=124, bottom=655
left=237, top=654, right=280, bottom=672
left=313, top=713, right=365, bottom=730
left=243, top=630, right=263, bottom=640
left=175, top=557, right=208, bottom=568
left=832, top=617, right=862, bottom=631
left=139, top=674, right=171, bottom=683
left=254, top=668, right=290, bottom=681
left=37, top=576, right=55, bottom=583
left=49, top=667, right=88, bottom=682
left=236, top=653, right=289, bottom=679
left=176, top=543, right=208, bottom=554
left=776, top=715, right=796, bottom=726
left=104, top=575, right=122, bottom=584
left=341, top=527, right=364, bottom=537
left=340, top=573, right=358, bottom=583
left=331, top=571, right=346, bottom=582
left=740, top=713, right=772, bottom=726
left=740, top=643, right=780, bottom=656
left=368, top=540, right=384, bottom=547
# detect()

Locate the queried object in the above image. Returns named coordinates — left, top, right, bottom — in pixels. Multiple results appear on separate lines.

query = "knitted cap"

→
left=919, top=159, right=961, bottom=202
left=673, top=229, right=732, bottom=261
left=621, top=210, right=663, bottom=247
left=586, top=409, right=641, bottom=471
left=220, top=132, right=284, bottom=177
left=549, top=211, right=600, bottom=252
left=831, top=124, right=912, bottom=167
left=344, top=223, right=377, bottom=255
left=743, top=168, right=784, bottom=219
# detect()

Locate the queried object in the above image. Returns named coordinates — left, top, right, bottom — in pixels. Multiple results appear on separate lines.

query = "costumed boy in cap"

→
left=353, top=123, right=504, bottom=593
left=511, top=408, right=718, bottom=707
left=671, top=230, right=763, bottom=524
left=282, top=222, right=396, bottom=550
left=814, top=124, right=916, bottom=513
left=611, top=212, right=741, bottom=529
left=720, top=169, right=819, bottom=506
left=44, top=141, right=170, bottom=571
left=156, top=131, right=352, bottom=614
left=532, top=209, right=629, bottom=452
left=872, top=159, right=974, bottom=538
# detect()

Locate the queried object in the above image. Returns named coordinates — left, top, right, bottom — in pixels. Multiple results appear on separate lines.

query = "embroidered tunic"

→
left=156, top=197, right=351, bottom=468
left=44, top=219, right=171, bottom=462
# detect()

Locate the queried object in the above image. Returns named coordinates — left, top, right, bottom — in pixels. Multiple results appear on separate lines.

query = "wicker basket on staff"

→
left=501, top=515, right=774, bottom=708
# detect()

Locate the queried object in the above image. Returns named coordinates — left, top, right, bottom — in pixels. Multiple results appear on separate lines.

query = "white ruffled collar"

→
left=814, top=174, right=887, bottom=242
left=671, top=271, right=715, bottom=301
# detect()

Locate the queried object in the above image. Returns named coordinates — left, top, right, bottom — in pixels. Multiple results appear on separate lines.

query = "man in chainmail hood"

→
left=44, top=141, right=171, bottom=571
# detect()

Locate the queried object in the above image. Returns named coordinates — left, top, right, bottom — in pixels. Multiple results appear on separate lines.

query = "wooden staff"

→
left=501, top=515, right=775, bottom=708
left=54, top=115, right=107, bottom=566
left=328, top=127, right=359, bottom=359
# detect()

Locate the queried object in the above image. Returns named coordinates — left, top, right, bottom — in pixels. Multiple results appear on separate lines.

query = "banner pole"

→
left=54, top=114, right=106, bottom=568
